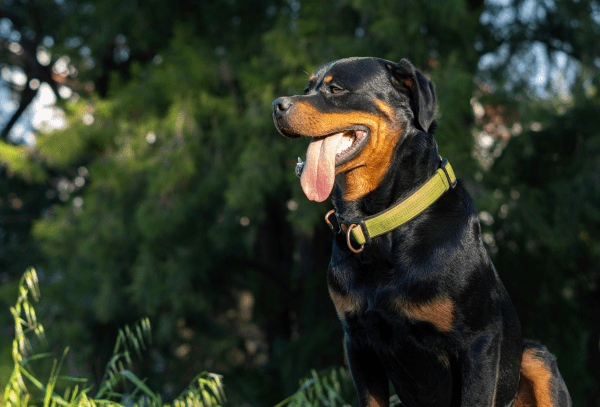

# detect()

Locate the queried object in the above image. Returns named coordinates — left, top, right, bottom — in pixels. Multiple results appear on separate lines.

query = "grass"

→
left=2, top=268, right=386, bottom=407
left=2, top=268, right=225, bottom=407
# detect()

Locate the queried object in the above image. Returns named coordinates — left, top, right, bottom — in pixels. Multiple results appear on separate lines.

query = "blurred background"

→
left=0, top=0, right=599, bottom=405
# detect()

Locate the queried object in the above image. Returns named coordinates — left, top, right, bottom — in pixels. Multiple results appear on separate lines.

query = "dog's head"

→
left=273, top=57, right=437, bottom=202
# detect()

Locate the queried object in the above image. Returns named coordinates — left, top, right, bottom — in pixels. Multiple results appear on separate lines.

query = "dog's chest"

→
left=329, top=283, right=454, bottom=403
left=329, top=287, right=454, bottom=337
left=327, top=244, right=457, bottom=348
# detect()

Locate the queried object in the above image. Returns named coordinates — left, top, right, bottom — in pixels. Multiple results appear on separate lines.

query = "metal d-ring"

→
left=346, top=224, right=365, bottom=253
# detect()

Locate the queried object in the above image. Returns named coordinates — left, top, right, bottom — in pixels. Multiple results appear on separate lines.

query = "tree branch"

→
left=0, top=85, right=38, bottom=142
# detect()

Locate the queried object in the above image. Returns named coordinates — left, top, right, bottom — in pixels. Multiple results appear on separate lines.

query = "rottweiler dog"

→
left=272, top=57, right=571, bottom=407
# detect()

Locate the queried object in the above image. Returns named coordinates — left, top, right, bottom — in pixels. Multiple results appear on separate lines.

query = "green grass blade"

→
left=44, top=358, right=59, bottom=407
left=116, top=370, right=160, bottom=403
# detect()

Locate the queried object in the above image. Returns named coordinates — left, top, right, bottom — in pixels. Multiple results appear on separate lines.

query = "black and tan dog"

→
left=272, top=57, right=571, bottom=407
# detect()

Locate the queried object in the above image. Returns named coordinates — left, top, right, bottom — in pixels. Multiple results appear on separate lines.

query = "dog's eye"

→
left=330, top=85, right=344, bottom=94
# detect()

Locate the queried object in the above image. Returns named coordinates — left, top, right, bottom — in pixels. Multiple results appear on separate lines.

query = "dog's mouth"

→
left=334, top=128, right=369, bottom=166
left=297, top=127, right=370, bottom=202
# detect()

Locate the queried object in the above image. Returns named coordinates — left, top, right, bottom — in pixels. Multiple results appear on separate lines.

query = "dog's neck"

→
left=333, top=129, right=441, bottom=220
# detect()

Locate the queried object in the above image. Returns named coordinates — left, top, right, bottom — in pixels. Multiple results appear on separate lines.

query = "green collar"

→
left=325, top=158, right=457, bottom=253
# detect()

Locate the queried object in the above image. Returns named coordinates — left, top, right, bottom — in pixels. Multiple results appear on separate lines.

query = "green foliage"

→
left=3, top=268, right=358, bottom=406
left=2, top=0, right=600, bottom=405
left=2, top=268, right=225, bottom=407
left=0, top=142, right=46, bottom=183
left=469, top=5, right=600, bottom=404
left=276, top=367, right=407, bottom=407
left=275, top=368, right=357, bottom=407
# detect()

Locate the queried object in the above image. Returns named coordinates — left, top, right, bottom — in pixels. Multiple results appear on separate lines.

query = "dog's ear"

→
left=386, top=59, right=437, bottom=133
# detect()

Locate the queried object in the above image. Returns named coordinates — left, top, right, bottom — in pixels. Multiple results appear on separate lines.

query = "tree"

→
left=2, top=0, right=597, bottom=405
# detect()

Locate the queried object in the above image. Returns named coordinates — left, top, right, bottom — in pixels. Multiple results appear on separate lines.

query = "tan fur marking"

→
left=329, top=290, right=360, bottom=323
left=285, top=99, right=402, bottom=201
left=367, top=394, right=387, bottom=407
left=375, top=99, right=395, bottom=120
left=513, top=349, right=554, bottom=407
left=396, top=296, right=455, bottom=332
left=403, top=78, right=414, bottom=89
left=324, top=75, right=333, bottom=83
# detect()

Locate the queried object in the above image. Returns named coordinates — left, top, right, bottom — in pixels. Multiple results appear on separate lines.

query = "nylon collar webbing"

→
left=329, top=158, right=457, bottom=252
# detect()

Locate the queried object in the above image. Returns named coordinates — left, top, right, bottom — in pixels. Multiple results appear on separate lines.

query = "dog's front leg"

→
left=346, top=338, right=391, bottom=407
left=458, top=333, right=517, bottom=407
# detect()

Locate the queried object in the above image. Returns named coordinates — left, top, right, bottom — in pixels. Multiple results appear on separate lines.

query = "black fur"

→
left=273, top=57, right=571, bottom=407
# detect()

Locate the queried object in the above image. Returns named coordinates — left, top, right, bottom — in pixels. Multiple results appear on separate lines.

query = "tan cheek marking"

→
left=513, top=349, right=554, bottom=407
left=367, top=394, right=387, bottom=407
left=375, top=99, right=395, bottom=119
left=329, top=290, right=360, bottom=323
left=395, top=296, right=455, bottom=332
left=288, top=100, right=403, bottom=201
left=289, top=101, right=380, bottom=136
left=337, top=99, right=402, bottom=201
left=337, top=126, right=397, bottom=202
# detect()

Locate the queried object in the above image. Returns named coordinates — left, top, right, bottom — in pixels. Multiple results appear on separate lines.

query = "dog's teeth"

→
left=336, top=134, right=355, bottom=155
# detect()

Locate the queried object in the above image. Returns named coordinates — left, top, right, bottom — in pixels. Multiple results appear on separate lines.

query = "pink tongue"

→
left=300, top=133, right=344, bottom=202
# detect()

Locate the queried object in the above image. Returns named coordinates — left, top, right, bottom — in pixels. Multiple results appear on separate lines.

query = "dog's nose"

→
left=273, top=97, right=293, bottom=116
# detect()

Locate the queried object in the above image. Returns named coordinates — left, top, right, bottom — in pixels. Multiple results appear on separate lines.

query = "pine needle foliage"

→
left=2, top=268, right=225, bottom=407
